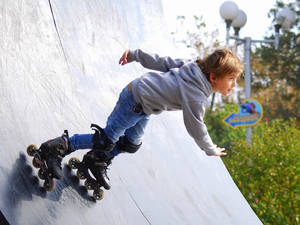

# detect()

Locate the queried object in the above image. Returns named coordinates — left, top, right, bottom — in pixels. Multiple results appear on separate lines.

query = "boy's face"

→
left=210, top=73, right=239, bottom=96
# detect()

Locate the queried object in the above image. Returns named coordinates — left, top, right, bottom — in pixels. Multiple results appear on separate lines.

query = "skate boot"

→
left=68, top=150, right=110, bottom=201
left=85, top=124, right=142, bottom=190
left=82, top=150, right=112, bottom=190
left=84, top=135, right=142, bottom=190
left=27, top=130, right=71, bottom=191
left=39, top=130, right=71, bottom=179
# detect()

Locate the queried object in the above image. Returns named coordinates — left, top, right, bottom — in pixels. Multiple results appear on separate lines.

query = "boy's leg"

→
left=103, top=86, right=147, bottom=143
left=105, top=115, right=150, bottom=158
left=102, top=85, right=150, bottom=158
left=69, top=134, right=93, bottom=152
left=67, top=112, right=149, bottom=157
left=80, top=85, right=149, bottom=189
left=68, top=85, right=146, bottom=154
left=125, top=115, right=150, bottom=145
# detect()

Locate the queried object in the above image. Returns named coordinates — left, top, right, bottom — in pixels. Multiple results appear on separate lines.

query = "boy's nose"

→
left=232, top=80, right=237, bottom=87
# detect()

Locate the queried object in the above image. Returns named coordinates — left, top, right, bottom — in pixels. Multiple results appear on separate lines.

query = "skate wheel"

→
left=43, top=179, right=55, bottom=192
left=93, top=189, right=104, bottom=201
left=68, top=157, right=80, bottom=169
left=76, top=170, right=86, bottom=180
left=38, top=169, right=46, bottom=180
left=84, top=179, right=94, bottom=190
left=32, top=158, right=40, bottom=168
left=27, top=144, right=38, bottom=156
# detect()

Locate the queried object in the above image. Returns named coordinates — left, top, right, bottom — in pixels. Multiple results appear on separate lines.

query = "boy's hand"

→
left=214, top=145, right=227, bottom=157
left=119, top=50, right=130, bottom=66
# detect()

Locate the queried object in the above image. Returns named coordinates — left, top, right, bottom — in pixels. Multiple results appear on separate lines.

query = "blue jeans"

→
left=69, top=85, right=150, bottom=157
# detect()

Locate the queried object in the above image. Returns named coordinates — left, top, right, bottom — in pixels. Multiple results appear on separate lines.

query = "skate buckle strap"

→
left=64, top=130, right=69, bottom=138
left=90, top=124, right=104, bottom=133
left=90, top=123, right=115, bottom=152
left=62, top=129, right=72, bottom=155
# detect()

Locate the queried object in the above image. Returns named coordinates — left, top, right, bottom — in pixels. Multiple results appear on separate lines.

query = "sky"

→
left=161, top=0, right=290, bottom=44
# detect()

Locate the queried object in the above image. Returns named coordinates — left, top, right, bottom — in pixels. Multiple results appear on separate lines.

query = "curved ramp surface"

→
left=0, top=0, right=262, bottom=224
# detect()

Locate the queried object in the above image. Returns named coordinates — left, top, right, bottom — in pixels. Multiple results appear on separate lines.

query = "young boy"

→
left=39, top=48, right=243, bottom=190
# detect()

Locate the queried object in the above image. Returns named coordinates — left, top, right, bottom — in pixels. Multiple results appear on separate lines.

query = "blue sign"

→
left=223, top=98, right=263, bottom=129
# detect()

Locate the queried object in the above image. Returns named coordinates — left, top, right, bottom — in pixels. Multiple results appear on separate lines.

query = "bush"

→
left=205, top=103, right=246, bottom=149
left=222, top=119, right=300, bottom=225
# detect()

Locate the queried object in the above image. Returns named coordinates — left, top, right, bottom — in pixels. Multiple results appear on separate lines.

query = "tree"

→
left=171, top=15, right=221, bottom=59
left=251, top=0, right=300, bottom=123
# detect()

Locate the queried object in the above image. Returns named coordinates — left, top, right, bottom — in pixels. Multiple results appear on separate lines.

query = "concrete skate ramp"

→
left=0, top=0, right=262, bottom=224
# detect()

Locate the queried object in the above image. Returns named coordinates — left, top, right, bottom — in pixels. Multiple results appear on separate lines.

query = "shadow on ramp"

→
left=62, top=164, right=97, bottom=203
left=4, top=153, right=46, bottom=203
left=3, top=153, right=96, bottom=209
left=1, top=152, right=99, bottom=224
left=1, top=153, right=46, bottom=225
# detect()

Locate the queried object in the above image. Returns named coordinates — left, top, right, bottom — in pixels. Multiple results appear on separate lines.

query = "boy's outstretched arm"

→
left=119, top=49, right=188, bottom=72
left=182, top=99, right=228, bottom=157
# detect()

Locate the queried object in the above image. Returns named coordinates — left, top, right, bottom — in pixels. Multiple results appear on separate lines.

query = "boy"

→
left=39, top=48, right=243, bottom=190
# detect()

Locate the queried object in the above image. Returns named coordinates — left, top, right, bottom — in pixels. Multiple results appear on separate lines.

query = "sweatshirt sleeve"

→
left=127, top=49, right=188, bottom=72
left=182, top=100, right=217, bottom=156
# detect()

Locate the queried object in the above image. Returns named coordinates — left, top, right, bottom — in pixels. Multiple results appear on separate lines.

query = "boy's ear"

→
left=209, top=72, right=216, bottom=83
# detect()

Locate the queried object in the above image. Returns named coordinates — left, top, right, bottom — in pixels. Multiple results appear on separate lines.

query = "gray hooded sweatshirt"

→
left=128, top=49, right=217, bottom=156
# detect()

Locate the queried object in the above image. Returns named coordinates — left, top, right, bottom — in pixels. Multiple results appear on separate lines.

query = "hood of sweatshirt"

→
left=178, top=62, right=213, bottom=99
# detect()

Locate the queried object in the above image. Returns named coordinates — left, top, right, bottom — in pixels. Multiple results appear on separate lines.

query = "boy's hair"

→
left=196, top=48, right=244, bottom=80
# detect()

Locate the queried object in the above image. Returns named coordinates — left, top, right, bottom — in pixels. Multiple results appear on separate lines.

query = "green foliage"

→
left=251, top=1, right=300, bottom=122
left=205, top=103, right=246, bottom=149
left=222, top=119, right=300, bottom=225
left=258, top=0, right=300, bottom=90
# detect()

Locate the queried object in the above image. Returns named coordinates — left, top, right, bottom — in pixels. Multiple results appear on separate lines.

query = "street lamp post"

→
left=219, top=1, right=297, bottom=143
